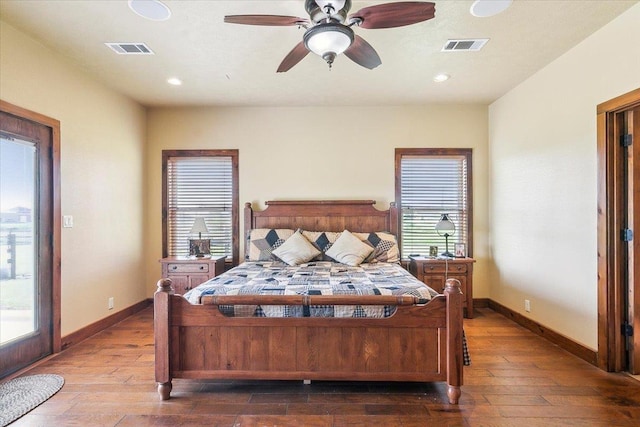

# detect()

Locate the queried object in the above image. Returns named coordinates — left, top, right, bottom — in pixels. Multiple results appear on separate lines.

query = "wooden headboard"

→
left=244, top=200, right=398, bottom=257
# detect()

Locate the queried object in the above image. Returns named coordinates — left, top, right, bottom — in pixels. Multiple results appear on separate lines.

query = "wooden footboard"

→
left=154, top=277, right=464, bottom=404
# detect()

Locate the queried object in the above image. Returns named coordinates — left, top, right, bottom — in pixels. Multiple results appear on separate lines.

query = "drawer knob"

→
left=429, top=266, right=435, bottom=270
left=199, top=266, right=204, bottom=270
left=457, top=266, right=462, bottom=271
left=171, top=266, right=177, bottom=270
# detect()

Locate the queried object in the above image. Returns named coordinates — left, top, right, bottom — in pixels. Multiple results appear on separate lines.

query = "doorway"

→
left=0, top=101, right=61, bottom=378
left=597, top=88, right=640, bottom=374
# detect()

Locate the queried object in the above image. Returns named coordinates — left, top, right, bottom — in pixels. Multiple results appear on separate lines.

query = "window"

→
left=162, top=150, right=239, bottom=265
left=395, top=148, right=472, bottom=259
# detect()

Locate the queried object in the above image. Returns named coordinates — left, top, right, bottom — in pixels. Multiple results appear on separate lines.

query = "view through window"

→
left=0, top=134, right=36, bottom=345
left=163, top=150, right=238, bottom=263
left=395, top=148, right=472, bottom=259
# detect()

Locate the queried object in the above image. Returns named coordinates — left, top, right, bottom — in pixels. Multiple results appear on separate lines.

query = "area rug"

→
left=0, top=374, right=64, bottom=426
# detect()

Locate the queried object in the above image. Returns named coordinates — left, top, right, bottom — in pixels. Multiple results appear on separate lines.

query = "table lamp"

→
left=189, top=217, right=210, bottom=257
left=435, top=213, right=456, bottom=258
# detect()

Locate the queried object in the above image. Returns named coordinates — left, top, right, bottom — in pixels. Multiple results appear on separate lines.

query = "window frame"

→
left=162, top=149, right=239, bottom=266
left=394, top=148, right=473, bottom=259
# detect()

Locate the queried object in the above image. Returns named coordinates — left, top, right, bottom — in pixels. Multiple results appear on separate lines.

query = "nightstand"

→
left=159, top=256, right=226, bottom=295
left=408, top=256, right=476, bottom=318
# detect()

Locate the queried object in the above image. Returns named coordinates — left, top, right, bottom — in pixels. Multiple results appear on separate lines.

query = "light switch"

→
left=63, top=215, right=74, bottom=228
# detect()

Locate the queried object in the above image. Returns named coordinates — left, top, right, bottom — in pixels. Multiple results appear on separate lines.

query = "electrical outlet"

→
left=524, top=299, right=531, bottom=312
left=108, top=297, right=114, bottom=310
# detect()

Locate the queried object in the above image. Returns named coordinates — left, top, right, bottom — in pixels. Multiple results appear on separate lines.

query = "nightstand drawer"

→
left=167, top=263, right=209, bottom=274
left=422, top=263, right=467, bottom=274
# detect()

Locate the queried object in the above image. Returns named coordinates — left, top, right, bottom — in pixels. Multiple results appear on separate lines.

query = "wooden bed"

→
left=154, top=200, right=465, bottom=403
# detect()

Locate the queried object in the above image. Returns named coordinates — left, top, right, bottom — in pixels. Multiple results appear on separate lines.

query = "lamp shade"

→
left=190, top=217, right=209, bottom=235
left=303, top=22, right=354, bottom=61
left=435, top=214, right=456, bottom=236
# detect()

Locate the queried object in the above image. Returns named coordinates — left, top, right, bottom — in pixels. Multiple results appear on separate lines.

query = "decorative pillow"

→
left=246, top=228, right=295, bottom=261
left=301, top=230, right=341, bottom=260
left=353, top=231, right=400, bottom=264
left=325, top=230, right=374, bottom=266
left=272, top=231, right=322, bottom=266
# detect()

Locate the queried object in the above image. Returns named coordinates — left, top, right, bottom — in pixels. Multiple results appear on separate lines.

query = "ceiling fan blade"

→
left=224, top=15, right=309, bottom=26
left=344, top=35, right=382, bottom=70
left=277, top=41, right=310, bottom=73
left=349, top=1, right=435, bottom=29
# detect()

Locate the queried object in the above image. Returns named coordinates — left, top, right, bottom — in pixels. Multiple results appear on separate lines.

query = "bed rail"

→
left=201, top=294, right=429, bottom=306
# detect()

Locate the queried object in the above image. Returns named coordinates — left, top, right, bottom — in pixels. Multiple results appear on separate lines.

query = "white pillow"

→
left=272, top=231, right=321, bottom=266
left=325, top=230, right=374, bottom=266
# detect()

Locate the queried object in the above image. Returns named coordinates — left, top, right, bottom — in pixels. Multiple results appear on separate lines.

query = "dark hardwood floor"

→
left=8, top=307, right=640, bottom=426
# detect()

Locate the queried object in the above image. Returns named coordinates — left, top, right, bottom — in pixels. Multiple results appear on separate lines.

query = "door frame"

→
left=597, top=87, right=640, bottom=371
left=0, top=100, right=61, bottom=357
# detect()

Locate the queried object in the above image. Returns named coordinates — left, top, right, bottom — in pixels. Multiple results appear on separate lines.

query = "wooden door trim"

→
left=596, top=88, right=640, bottom=371
left=0, top=100, right=61, bottom=353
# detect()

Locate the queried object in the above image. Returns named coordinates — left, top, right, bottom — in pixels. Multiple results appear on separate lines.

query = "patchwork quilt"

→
left=183, top=261, right=438, bottom=318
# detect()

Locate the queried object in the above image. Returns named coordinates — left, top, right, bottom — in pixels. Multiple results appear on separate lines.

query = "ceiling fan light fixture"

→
left=433, top=73, right=450, bottom=82
left=304, top=22, right=354, bottom=63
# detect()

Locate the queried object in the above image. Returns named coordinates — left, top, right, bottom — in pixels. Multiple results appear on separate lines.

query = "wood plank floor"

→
left=8, top=307, right=640, bottom=426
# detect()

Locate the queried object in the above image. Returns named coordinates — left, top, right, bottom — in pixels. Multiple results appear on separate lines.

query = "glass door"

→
left=0, top=135, right=37, bottom=344
left=0, top=109, right=55, bottom=378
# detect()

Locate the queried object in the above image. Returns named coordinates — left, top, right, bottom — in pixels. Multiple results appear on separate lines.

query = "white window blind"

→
left=167, top=156, right=233, bottom=258
left=399, top=154, right=469, bottom=258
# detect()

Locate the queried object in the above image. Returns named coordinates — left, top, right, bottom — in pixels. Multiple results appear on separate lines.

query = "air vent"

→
left=442, top=39, right=489, bottom=52
left=105, top=43, right=154, bottom=55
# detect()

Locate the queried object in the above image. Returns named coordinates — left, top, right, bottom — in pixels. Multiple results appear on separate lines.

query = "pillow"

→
left=353, top=231, right=400, bottom=264
left=301, top=230, right=341, bottom=260
left=246, top=228, right=296, bottom=261
left=325, top=230, right=374, bottom=266
left=272, top=231, right=321, bottom=266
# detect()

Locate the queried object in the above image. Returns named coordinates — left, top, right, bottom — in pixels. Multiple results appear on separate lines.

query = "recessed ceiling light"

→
left=128, top=0, right=171, bottom=21
left=470, top=0, right=512, bottom=18
left=433, top=73, right=450, bottom=83
left=167, top=77, right=182, bottom=86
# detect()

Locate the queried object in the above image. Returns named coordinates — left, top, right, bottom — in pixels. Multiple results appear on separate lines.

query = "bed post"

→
left=444, top=278, right=464, bottom=404
left=154, top=278, right=174, bottom=400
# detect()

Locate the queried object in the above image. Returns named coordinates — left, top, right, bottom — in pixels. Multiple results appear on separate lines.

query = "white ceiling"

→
left=0, top=0, right=636, bottom=107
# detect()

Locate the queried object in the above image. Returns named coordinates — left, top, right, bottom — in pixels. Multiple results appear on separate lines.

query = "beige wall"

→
left=0, top=21, right=147, bottom=336
left=488, top=3, right=640, bottom=349
left=145, top=105, right=490, bottom=296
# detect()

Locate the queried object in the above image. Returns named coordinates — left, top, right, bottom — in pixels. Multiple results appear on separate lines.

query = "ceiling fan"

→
left=224, top=0, right=436, bottom=72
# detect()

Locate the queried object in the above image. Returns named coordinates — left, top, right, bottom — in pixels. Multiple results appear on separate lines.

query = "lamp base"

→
left=440, top=251, right=454, bottom=258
